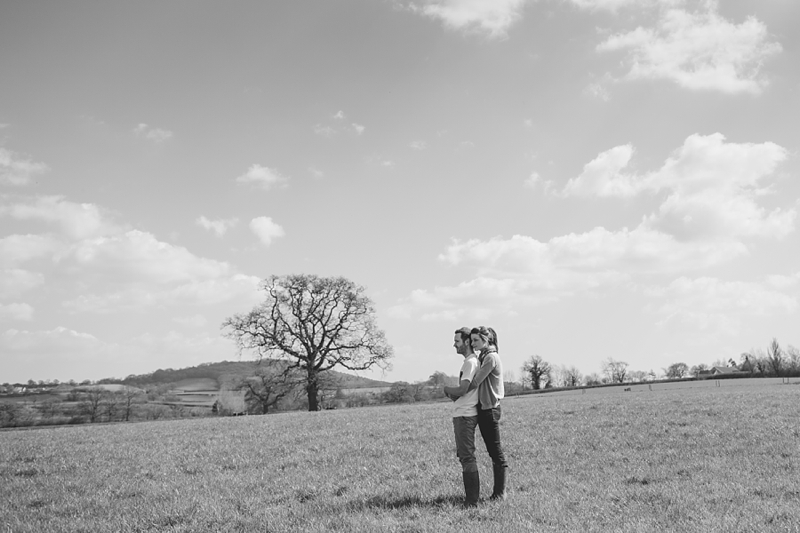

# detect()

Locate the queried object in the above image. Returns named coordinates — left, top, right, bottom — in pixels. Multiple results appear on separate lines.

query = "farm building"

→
left=698, top=366, right=744, bottom=378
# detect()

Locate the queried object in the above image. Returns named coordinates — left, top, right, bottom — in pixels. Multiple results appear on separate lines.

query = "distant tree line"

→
left=519, top=338, right=800, bottom=391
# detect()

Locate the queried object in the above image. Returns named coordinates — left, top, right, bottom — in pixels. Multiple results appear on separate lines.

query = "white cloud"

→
left=409, top=140, right=427, bottom=150
left=567, top=0, right=681, bottom=12
left=0, top=269, right=45, bottom=297
left=393, top=131, right=795, bottom=322
left=235, top=164, right=289, bottom=191
left=409, top=0, right=529, bottom=38
left=597, top=3, right=782, bottom=94
left=1, top=326, right=236, bottom=382
left=133, top=123, right=174, bottom=143
left=0, top=147, right=49, bottom=186
left=365, top=155, right=395, bottom=168
left=2, top=326, right=100, bottom=351
left=561, top=144, right=639, bottom=197
left=195, top=216, right=239, bottom=237
left=584, top=81, right=611, bottom=101
left=313, top=124, right=337, bottom=137
left=65, top=230, right=234, bottom=285
left=249, top=216, right=285, bottom=247
left=649, top=276, right=798, bottom=333
left=172, top=314, right=209, bottom=328
left=561, top=134, right=794, bottom=240
left=309, top=167, right=325, bottom=178
left=644, top=134, right=792, bottom=240
left=166, top=274, right=261, bottom=306
left=458, top=141, right=476, bottom=151
left=314, top=113, right=364, bottom=136
left=2, top=195, right=263, bottom=314
left=388, top=277, right=543, bottom=321
left=390, top=226, right=746, bottom=321
left=63, top=273, right=260, bottom=313
left=0, top=303, right=34, bottom=321
left=766, top=272, right=800, bottom=290
left=1, top=196, right=124, bottom=240
left=523, top=172, right=541, bottom=189
left=1, top=326, right=109, bottom=380
left=393, top=131, right=796, bottom=322
left=0, top=234, right=61, bottom=267
left=440, top=227, right=745, bottom=277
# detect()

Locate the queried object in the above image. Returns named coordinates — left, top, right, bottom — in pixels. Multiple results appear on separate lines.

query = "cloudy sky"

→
left=1, top=0, right=798, bottom=385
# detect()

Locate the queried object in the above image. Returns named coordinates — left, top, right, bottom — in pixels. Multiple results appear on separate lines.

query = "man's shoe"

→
left=463, top=471, right=480, bottom=508
left=489, top=464, right=507, bottom=500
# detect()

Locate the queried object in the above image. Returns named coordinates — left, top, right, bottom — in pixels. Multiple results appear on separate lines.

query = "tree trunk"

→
left=306, top=371, right=319, bottom=411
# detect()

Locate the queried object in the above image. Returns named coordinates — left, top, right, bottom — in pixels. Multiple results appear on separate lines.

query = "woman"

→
left=468, top=326, right=508, bottom=500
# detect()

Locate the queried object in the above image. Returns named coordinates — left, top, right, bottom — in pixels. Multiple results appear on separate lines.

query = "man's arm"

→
left=466, top=355, right=496, bottom=392
left=444, top=379, right=471, bottom=400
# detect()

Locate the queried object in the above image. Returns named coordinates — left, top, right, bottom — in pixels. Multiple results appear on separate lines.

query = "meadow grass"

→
left=1, top=380, right=799, bottom=532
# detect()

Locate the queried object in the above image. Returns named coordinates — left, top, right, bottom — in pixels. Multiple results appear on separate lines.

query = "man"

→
left=443, top=327, right=481, bottom=507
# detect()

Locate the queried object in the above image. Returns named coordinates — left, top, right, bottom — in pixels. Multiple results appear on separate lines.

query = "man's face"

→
left=453, top=334, right=468, bottom=355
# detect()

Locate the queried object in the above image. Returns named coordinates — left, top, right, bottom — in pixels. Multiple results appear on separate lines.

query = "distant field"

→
left=1, top=380, right=799, bottom=532
left=171, top=378, right=219, bottom=392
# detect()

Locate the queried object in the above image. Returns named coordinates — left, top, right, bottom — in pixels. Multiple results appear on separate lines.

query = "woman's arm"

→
left=466, top=354, right=496, bottom=392
left=444, top=379, right=471, bottom=400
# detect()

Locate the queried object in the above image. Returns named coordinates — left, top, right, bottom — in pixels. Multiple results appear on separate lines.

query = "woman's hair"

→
left=487, top=327, right=498, bottom=350
left=470, top=326, right=498, bottom=351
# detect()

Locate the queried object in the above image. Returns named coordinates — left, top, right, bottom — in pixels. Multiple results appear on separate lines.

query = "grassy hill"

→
left=114, top=360, right=395, bottom=391
left=3, top=379, right=799, bottom=531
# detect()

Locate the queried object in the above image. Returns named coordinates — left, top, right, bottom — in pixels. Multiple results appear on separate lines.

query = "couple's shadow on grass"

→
left=353, top=494, right=462, bottom=510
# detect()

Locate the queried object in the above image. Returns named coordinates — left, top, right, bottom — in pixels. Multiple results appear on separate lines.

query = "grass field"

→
left=2, top=379, right=799, bottom=532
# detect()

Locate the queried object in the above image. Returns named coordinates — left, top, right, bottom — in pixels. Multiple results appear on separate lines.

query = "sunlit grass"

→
left=2, top=381, right=799, bottom=532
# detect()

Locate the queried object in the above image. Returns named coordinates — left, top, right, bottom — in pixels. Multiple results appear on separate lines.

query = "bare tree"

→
left=602, top=358, right=629, bottom=383
left=786, top=345, right=800, bottom=376
left=521, top=355, right=551, bottom=390
left=585, top=372, right=602, bottom=386
left=628, top=370, right=648, bottom=382
left=563, top=366, right=582, bottom=387
left=223, top=274, right=393, bottom=411
left=752, top=348, right=768, bottom=374
left=103, top=394, right=121, bottom=422
left=40, top=397, right=62, bottom=419
left=766, top=338, right=784, bottom=376
left=120, top=387, right=144, bottom=421
left=548, top=366, right=565, bottom=388
left=239, top=362, right=298, bottom=414
left=427, top=371, right=454, bottom=387
left=665, top=362, right=689, bottom=379
left=690, top=363, right=709, bottom=377
left=0, top=403, right=21, bottom=427
left=427, top=371, right=455, bottom=397
left=503, top=368, right=518, bottom=384
left=78, top=387, right=107, bottom=423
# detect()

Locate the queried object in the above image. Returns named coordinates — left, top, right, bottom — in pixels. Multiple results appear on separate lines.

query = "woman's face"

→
left=471, top=333, right=487, bottom=351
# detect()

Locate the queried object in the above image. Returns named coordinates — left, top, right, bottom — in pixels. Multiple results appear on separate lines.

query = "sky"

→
left=1, top=0, right=798, bottom=385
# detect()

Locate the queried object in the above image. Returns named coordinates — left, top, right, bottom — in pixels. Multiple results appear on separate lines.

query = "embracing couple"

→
left=444, top=326, right=507, bottom=508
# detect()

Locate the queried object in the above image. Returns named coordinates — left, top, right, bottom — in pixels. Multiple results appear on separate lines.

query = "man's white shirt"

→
left=452, top=354, right=480, bottom=418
